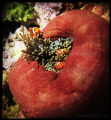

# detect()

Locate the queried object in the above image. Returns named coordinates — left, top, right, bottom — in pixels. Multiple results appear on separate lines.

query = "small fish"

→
left=56, top=49, right=67, bottom=55
left=54, top=61, right=66, bottom=69
left=33, top=27, right=40, bottom=34
left=28, top=27, right=40, bottom=38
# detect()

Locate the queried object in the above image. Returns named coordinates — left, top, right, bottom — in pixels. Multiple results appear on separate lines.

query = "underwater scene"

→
left=2, top=2, right=110, bottom=118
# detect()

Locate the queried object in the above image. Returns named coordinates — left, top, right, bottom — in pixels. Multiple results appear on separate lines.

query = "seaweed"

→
left=2, top=2, right=34, bottom=22
left=2, top=70, right=24, bottom=119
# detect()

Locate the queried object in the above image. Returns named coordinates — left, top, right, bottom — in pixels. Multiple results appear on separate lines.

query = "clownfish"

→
left=28, top=27, right=40, bottom=38
left=54, top=61, right=66, bottom=70
left=56, top=49, right=67, bottom=55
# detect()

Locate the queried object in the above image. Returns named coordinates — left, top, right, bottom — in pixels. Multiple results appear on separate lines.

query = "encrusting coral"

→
left=80, top=2, right=110, bottom=22
left=33, top=2, right=63, bottom=30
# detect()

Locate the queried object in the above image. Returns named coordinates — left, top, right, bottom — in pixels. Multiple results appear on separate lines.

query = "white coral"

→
left=8, top=25, right=29, bottom=40
left=34, top=2, right=63, bottom=30
left=3, top=39, right=26, bottom=72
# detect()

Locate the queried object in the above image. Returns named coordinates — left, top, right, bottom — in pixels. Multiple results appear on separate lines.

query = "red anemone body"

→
left=8, top=10, right=109, bottom=118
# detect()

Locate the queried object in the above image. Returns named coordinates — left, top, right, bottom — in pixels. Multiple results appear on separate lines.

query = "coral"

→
left=8, top=25, right=29, bottom=40
left=2, top=74, right=22, bottom=119
left=2, top=104, right=21, bottom=119
left=80, top=2, right=110, bottom=22
left=80, top=2, right=95, bottom=11
left=8, top=10, right=109, bottom=118
left=2, top=25, right=28, bottom=72
left=2, top=2, right=34, bottom=22
left=34, top=2, right=63, bottom=30
left=2, top=70, right=8, bottom=85
left=2, top=100, right=21, bottom=119
left=101, top=9, right=110, bottom=22
left=3, top=38, right=26, bottom=71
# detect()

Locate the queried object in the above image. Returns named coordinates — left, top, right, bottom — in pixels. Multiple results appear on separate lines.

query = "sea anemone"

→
left=19, top=31, right=73, bottom=72
left=8, top=10, right=109, bottom=118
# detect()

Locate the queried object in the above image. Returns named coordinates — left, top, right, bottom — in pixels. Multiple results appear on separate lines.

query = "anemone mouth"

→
left=19, top=32, right=74, bottom=73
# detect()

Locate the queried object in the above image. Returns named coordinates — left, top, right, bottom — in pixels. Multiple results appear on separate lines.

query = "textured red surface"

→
left=8, top=10, right=109, bottom=118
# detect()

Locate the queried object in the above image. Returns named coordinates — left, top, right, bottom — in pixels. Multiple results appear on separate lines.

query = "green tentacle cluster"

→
left=20, top=32, right=73, bottom=72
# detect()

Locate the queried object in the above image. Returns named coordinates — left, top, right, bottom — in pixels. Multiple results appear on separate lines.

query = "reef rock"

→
left=3, top=38, right=26, bottom=71
left=34, top=2, right=63, bottom=30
